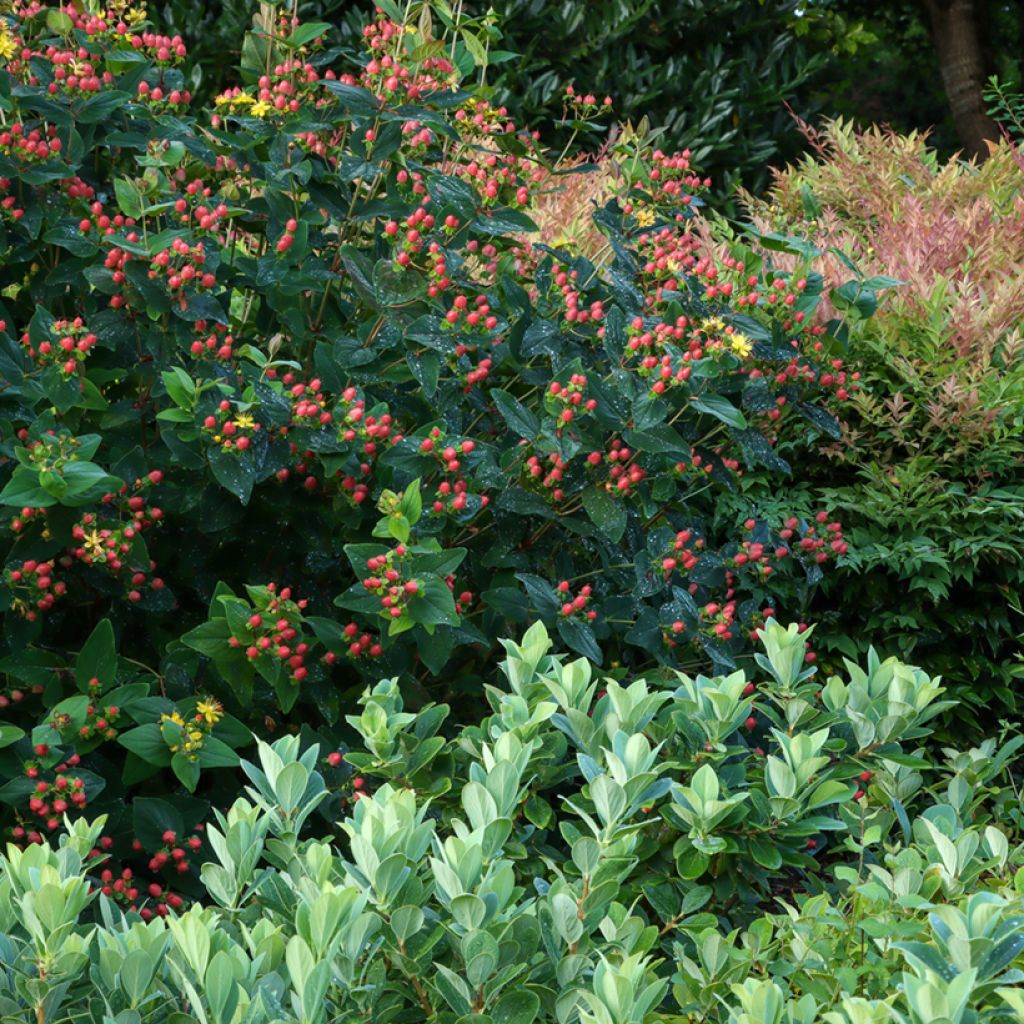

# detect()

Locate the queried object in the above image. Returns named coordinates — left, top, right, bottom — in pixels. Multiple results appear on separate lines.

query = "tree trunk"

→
left=921, top=0, right=999, bottom=159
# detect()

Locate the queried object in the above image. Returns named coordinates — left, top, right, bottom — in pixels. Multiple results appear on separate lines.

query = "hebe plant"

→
left=0, top=0, right=873, bottom=853
left=2, top=620, right=1024, bottom=1023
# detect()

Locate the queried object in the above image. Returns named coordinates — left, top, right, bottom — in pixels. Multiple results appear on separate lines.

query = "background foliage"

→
left=740, top=122, right=1024, bottom=735
left=4, top=620, right=1024, bottom=1023
left=0, top=0, right=877, bottom=882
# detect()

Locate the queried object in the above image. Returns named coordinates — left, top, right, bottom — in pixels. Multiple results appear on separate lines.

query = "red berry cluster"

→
left=36, top=46, right=113, bottom=97
left=19, top=317, right=97, bottom=377
left=634, top=230, right=701, bottom=293
left=135, top=827, right=203, bottom=876
left=557, top=579, right=597, bottom=621
left=325, top=623, right=382, bottom=662
left=562, top=84, right=613, bottom=118
left=0, top=684, right=43, bottom=710
left=189, top=320, right=234, bottom=360
left=96, top=864, right=187, bottom=919
left=451, top=105, right=543, bottom=208
left=385, top=206, right=437, bottom=271
left=547, top=373, right=597, bottom=427
left=202, top=400, right=261, bottom=453
left=74, top=692, right=122, bottom=742
left=276, top=217, right=299, bottom=254
left=587, top=439, right=648, bottom=495
left=442, top=290, right=499, bottom=333
left=673, top=446, right=740, bottom=481
left=285, top=375, right=334, bottom=426
left=359, top=19, right=454, bottom=102
left=2, top=559, right=65, bottom=620
left=419, top=432, right=487, bottom=515
left=0, top=177, right=25, bottom=222
left=640, top=147, right=707, bottom=206
left=149, top=237, right=216, bottom=298
left=6, top=504, right=44, bottom=535
left=660, top=529, right=704, bottom=576
left=782, top=511, right=848, bottom=564
left=0, top=121, right=63, bottom=163
left=63, top=473, right=165, bottom=598
left=702, top=600, right=739, bottom=641
left=326, top=386, right=399, bottom=456
left=524, top=450, right=570, bottom=503
left=546, top=265, right=606, bottom=328
left=361, top=546, right=421, bottom=623
left=127, top=28, right=188, bottom=63
left=227, top=583, right=313, bottom=683
left=23, top=749, right=89, bottom=832
left=77, top=196, right=137, bottom=237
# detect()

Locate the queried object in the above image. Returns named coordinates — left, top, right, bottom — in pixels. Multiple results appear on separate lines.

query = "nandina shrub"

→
left=739, top=120, right=1024, bottom=734
left=2, top=620, right=1024, bottom=1023
left=0, top=1, right=872, bottom=857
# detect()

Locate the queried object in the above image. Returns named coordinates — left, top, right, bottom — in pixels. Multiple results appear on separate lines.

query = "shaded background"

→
left=157, top=0, right=1023, bottom=197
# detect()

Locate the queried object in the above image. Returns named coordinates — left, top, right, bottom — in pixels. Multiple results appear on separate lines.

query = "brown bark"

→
left=921, top=0, right=1000, bottom=159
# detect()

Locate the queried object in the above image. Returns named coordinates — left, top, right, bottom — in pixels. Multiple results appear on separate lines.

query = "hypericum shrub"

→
left=737, top=120, right=1024, bottom=734
left=0, top=0, right=874, bottom=807
left=2, top=619, right=1024, bottom=1024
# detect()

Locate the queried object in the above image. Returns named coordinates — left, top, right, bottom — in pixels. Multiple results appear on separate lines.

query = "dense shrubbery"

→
left=739, top=122, right=1024, bottom=735
left=2, top=619, right=1024, bottom=1023
left=1, top=1, right=1022, bottom=1018
left=159, top=0, right=830, bottom=201
left=0, top=0, right=879, bottom=862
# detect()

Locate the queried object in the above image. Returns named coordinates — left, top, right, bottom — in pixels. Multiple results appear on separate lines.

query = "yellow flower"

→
left=250, top=100, right=273, bottom=118
left=634, top=207, right=655, bottom=228
left=665, top=257, right=680, bottom=273
left=216, top=91, right=255, bottom=108
left=126, top=6, right=148, bottom=26
left=0, top=24, right=19, bottom=63
left=729, top=332, right=753, bottom=358
left=161, top=710, right=186, bottom=728
left=234, top=413, right=256, bottom=430
left=82, top=528, right=106, bottom=557
left=700, top=316, right=724, bottom=334
left=196, top=697, right=224, bottom=726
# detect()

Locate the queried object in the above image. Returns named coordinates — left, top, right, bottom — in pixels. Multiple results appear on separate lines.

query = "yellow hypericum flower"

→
left=634, top=207, right=655, bottom=228
left=196, top=697, right=224, bottom=726
left=251, top=100, right=273, bottom=118
left=83, top=528, right=106, bottom=557
left=665, top=257, right=680, bottom=273
left=234, top=413, right=256, bottom=430
left=0, top=23, right=19, bottom=63
left=126, top=6, right=148, bottom=26
left=161, top=710, right=186, bottom=727
left=701, top=317, right=724, bottom=334
left=216, top=91, right=255, bottom=108
left=729, top=332, right=753, bottom=358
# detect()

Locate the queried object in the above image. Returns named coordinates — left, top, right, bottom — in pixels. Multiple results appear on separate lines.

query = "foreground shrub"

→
left=1, top=619, right=1023, bottom=1022
left=0, top=3, right=874, bottom=849
left=739, top=121, right=1024, bottom=735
